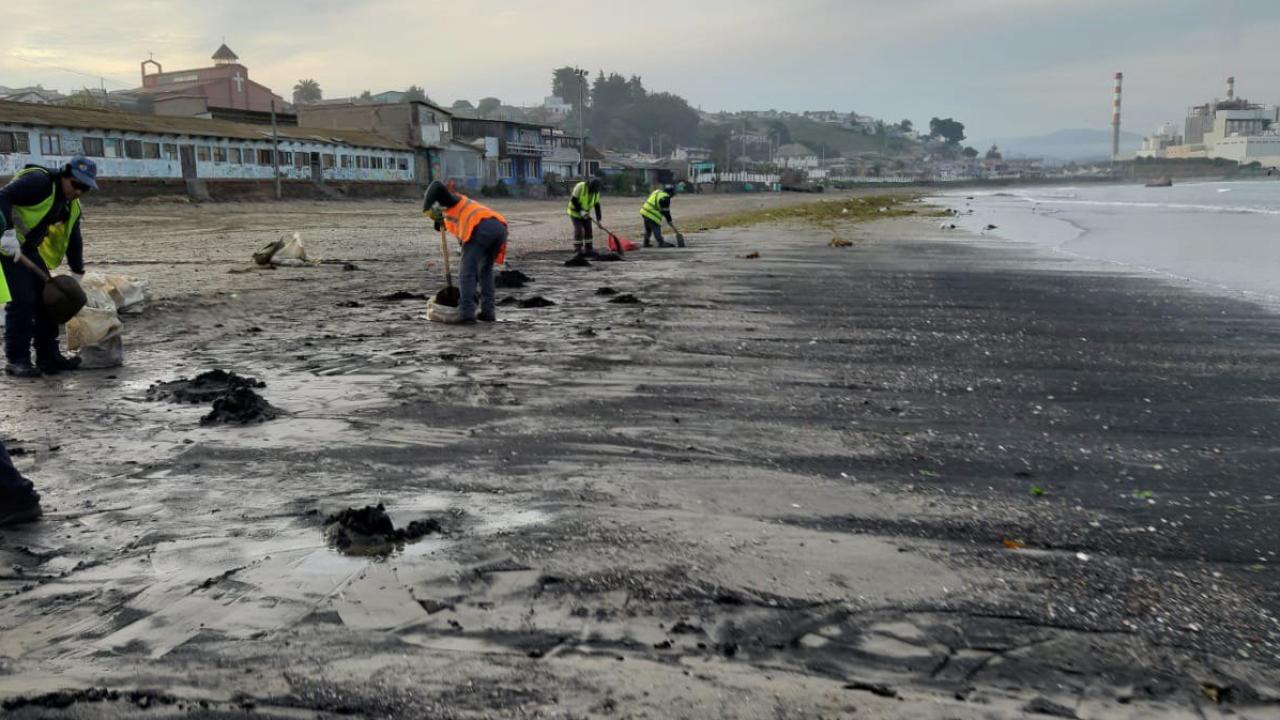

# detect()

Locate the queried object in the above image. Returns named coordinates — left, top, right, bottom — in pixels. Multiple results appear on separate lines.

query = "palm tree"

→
left=292, top=79, right=322, bottom=105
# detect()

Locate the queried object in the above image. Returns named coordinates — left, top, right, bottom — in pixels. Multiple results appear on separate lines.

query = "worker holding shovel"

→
left=639, top=184, right=686, bottom=248
left=423, top=181, right=508, bottom=324
left=0, top=158, right=96, bottom=377
left=567, top=177, right=604, bottom=257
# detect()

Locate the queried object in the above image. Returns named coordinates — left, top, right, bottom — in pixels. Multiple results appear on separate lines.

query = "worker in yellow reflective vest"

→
left=0, top=157, right=95, bottom=378
left=639, top=184, right=685, bottom=248
left=566, top=177, right=603, bottom=257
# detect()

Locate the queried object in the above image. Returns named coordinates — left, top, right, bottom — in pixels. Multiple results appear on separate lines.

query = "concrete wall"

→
left=0, top=123, right=414, bottom=183
left=1211, top=135, right=1280, bottom=166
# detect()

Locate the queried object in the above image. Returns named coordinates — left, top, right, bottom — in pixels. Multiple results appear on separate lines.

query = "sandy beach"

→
left=1, top=195, right=1278, bottom=718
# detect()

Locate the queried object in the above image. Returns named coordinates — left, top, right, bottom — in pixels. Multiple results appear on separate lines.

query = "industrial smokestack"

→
left=1112, top=72, right=1123, bottom=161
left=1226, top=76, right=1235, bottom=101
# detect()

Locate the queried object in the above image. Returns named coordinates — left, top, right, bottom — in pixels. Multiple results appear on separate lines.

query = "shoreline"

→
left=1, top=203, right=1278, bottom=717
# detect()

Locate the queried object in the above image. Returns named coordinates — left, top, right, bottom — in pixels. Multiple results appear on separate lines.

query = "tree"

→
left=292, top=79, right=322, bottom=105
left=985, top=144, right=1003, bottom=160
left=767, top=120, right=792, bottom=146
left=898, top=119, right=913, bottom=133
left=962, top=146, right=979, bottom=159
left=477, top=97, right=502, bottom=118
left=404, top=85, right=427, bottom=102
left=358, top=89, right=373, bottom=103
left=451, top=99, right=475, bottom=111
left=928, top=117, right=966, bottom=144
left=552, top=66, right=588, bottom=112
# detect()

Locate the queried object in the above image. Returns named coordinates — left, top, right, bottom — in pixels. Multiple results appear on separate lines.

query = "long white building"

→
left=0, top=101, right=416, bottom=187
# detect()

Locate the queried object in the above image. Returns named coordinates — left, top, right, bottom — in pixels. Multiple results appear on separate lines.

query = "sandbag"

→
left=65, top=283, right=125, bottom=368
left=80, top=272, right=152, bottom=314
left=273, top=233, right=309, bottom=267
left=426, top=298, right=462, bottom=324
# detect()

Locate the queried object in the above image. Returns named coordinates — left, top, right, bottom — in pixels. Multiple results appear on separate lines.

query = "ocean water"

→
left=932, top=180, right=1280, bottom=305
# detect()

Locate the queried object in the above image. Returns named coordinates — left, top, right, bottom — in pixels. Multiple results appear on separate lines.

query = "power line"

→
left=5, top=53, right=135, bottom=89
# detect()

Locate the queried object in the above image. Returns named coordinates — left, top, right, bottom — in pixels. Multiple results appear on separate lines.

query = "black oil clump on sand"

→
left=596, top=287, right=618, bottom=296
left=200, top=386, right=281, bottom=426
left=594, top=252, right=624, bottom=262
left=517, top=296, right=556, bottom=309
left=564, top=255, right=591, bottom=267
left=146, top=369, right=264, bottom=404
left=146, top=369, right=281, bottom=425
left=495, top=269, right=532, bottom=288
left=324, top=503, right=442, bottom=556
left=609, top=294, right=642, bottom=305
left=379, top=290, right=429, bottom=301
left=498, top=295, right=520, bottom=306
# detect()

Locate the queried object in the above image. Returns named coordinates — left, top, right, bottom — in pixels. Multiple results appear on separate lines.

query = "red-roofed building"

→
left=136, top=45, right=284, bottom=118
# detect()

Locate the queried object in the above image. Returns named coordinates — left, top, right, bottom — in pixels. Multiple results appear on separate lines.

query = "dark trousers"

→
left=2, top=251, right=59, bottom=365
left=459, top=218, right=507, bottom=319
left=643, top=217, right=665, bottom=246
left=571, top=217, right=593, bottom=251
left=0, top=438, right=36, bottom=502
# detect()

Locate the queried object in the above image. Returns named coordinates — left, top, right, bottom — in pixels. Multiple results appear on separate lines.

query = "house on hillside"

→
left=775, top=143, right=819, bottom=170
left=297, top=98, right=472, bottom=187
left=0, top=86, right=66, bottom=105
left=451, top=117, right=553, bottom=186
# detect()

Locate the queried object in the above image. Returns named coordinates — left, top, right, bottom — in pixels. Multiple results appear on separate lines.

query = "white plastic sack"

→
left=426, top=298, right=462, bottom=324
left=272, top=233, right=309, bottom=267
left=79, top=272, right=152, bottom=314
left=66, top=283, right=124, bottom=367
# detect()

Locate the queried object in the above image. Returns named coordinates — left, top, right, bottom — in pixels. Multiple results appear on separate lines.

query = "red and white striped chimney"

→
left=1111, top=72, right=1123, bottom=161
left=1226, top=76, right=1235, bottom=101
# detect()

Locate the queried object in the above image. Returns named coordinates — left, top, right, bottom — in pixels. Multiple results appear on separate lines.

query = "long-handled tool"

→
left=433, top=227, right=460, bottom=307
left=11, top=252, right=86, bottom=323
left=594, top=220, right=637, bottom=254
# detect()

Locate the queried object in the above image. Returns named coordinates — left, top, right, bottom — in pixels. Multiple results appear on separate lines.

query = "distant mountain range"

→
left=972, top=128, right=1144, bottom=164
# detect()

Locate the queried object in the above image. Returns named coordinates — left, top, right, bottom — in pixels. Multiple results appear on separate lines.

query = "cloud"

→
left=1, top=0, right=1275, bottom=137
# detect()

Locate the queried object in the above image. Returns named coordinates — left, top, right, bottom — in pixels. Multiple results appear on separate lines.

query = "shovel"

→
left=13, top=253, right=86, bottom=323
left=433, top=227, right=460, bottom=307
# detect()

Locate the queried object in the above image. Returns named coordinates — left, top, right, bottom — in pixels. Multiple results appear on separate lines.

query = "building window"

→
left=499, top=159, right=513, bottom=178
left=371, top=156, right=384, bottom=170
left=82, top=137, right=105, bottom=157
left=163, top=143, right=178, bottom=160
left=212, top=146, right=227, bottom=163
left=397, top=157, right=408, bottom=171
left=257, top=149, right=274, bottom=165
left=322, top=153, right=335, bottom=168
left=294, top=153, right=307, bottom=168
left=0, top=131, right=31, bottom=154
left=125, top=139, right=143, bottom=159
left=143, top=142, right=161, bottom=160
left=229, top=148, right=242, bottom=164
left=104, top=138, right=123, bottom=158
left=40, top=134, right=62, bottom=156
left=196, top=145, right=211, bottom=162
left=278, top=151, right=293, bottom=166
left=340, top=154, right=353, bottom=169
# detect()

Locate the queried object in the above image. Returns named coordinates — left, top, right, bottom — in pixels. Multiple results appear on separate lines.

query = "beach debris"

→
left=939, top=222, right=957, bottom=230
left=843, top=681, right=897, bottom=698
left=594, top=252, right=625, bottom=262
left=379, top=290, right=429, bottom=301
left=828, top=237, right=852, bottom=247
left=1022, top=697, right=1078, bottom=718
left=1002, top=538, right=1027, bottom=550
left=596, top=287, right=619, bottom=296
left=517, top=296, right=556, bottom=309
left=342, top=263, right=360, bottom=272
left=146, top=369, right=264, bottom=404
left=1029, top=485, right=1046, bottom=497
left=253, top=233, right=309, bottom=267
left=740, top=251, right=760, bottom=259
left=200, top=386, right=280, bottom=426
left=564, top=255, right=592, bottom=267
left=323, top=503, right=442, bottom=556
left=608, top=294, right=642, bottom=305
left=495, top=269, right=532, bottom=288
left=984, top=224, right=999, bottom=231
left=498, top=295, right=520, bottom=306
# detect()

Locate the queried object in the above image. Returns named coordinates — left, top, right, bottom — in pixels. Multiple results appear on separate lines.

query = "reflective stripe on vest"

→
left=640, top=189, right=668, bottom=224
left=566, top=181, right=599, bottom=218
left=9, top=167, right=81, bottom=270
left=444, top=195, right=509, bottom=265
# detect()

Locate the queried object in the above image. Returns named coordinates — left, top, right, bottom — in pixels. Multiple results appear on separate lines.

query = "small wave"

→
left=1026, top=198, right=1280, bottom=216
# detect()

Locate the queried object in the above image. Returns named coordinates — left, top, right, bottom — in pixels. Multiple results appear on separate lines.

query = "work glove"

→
left=429, top=208, right=444, bottom=232
left=0, top=229, right=18, bottom=258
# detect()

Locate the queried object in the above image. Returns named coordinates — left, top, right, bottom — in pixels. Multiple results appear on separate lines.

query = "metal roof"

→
left=0, top=101, right=412, bottom=151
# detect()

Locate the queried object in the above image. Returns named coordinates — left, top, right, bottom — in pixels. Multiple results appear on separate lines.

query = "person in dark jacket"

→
left=0, top=157, right=95, bottom=377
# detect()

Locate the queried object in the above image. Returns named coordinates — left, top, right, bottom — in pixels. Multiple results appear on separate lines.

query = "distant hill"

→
left=973, top=128, right=1144, bottom=164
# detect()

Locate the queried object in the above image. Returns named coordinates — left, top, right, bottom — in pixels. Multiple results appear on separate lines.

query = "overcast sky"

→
left=3, top=0, right=1276, bottom=140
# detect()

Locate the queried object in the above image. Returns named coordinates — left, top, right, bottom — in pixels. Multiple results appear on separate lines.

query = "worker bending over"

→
left=567, top=177, right=603, bottom=257
left=640, top=184, right=685, bottom=248
left=0, top=157, right=96, bottom=377
left=424, top=181, right=508, bottom=324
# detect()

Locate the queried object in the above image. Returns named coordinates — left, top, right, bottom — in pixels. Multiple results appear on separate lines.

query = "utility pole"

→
left=575, top=67, right=588, bottom=178
left=271, top=99, right=281, bottom=200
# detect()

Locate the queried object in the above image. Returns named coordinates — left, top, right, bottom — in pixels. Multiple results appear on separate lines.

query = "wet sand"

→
left=1, top=198, right=1279, bottom=718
